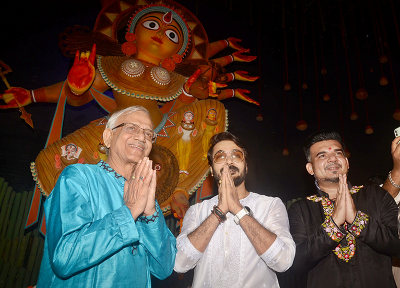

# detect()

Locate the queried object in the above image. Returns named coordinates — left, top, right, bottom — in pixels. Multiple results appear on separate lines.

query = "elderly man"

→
left=288, top=130, right=400, bottom=288
left=174, top=132, right=295, bottom=288
left=36, top=106, right=176, bottom=287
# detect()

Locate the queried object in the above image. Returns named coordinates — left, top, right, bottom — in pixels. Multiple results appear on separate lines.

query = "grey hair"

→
left=106, top=106, right=153, bottom=129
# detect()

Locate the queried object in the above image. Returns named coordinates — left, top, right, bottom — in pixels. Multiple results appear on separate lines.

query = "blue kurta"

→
left=37, top=160, right=176, bottom=287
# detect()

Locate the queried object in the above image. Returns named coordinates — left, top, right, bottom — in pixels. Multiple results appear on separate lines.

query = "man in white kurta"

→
left=174, top=132, right=295, bottom=288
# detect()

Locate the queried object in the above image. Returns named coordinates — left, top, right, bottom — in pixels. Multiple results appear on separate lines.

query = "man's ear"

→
left=210, top=166, right=214, bottom=177
left=103, top=128, right=113, bottom=149
left=306, top=162, right=314, bottom=175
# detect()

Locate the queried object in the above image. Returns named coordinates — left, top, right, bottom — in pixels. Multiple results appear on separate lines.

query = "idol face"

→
left=183, top=112, right=194, bottom=122
left=207, top=109, right=217, bottom=120
left=65, top=144, right=77, bottom=160
left=135, top=12, right=184, bottom=64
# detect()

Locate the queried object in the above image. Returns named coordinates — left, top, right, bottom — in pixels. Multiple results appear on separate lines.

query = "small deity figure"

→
left=62, top=143, right=81, bottom=161
left=201, top=108, right=219, bottom=159
left=177, top=111, right=197, bottom=175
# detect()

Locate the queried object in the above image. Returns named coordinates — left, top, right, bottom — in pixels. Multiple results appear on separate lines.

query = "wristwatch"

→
left=234, top=206, right=252, bottom=225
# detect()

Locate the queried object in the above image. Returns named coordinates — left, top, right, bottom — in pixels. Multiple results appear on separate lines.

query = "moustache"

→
left=129, top=140, right=146, bottom=150
left=220, top=165, right=239, bottom=174
left=325, top=163, right=342, bottom=170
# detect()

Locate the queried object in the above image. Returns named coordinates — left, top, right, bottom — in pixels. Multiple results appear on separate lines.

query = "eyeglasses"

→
left=112, top=123, right=156, bottom=142
left=213, top=149, right=244, bottom=164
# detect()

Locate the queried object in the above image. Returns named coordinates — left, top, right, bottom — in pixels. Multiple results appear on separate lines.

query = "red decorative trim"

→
left=32, top=87, right=47, bottom=102
left=178, top=87, right=196, bottom=103
left=224, top=89, right=234, bottom=99
left=219, top=40, right=229, bottom=49
left=223, top=55, right=234, bottom=65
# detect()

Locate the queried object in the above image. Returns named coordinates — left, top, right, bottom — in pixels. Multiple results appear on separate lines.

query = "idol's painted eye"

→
left=142, top=20, right=160, bottom=30
left=165, top=29, right=179, bottom=43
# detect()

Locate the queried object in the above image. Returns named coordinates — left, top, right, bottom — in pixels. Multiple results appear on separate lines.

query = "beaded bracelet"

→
left=389, top=171, right=400, bottom=189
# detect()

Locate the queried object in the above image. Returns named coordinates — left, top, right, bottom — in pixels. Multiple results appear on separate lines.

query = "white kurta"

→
left=174, top=192, right=295, bottom=288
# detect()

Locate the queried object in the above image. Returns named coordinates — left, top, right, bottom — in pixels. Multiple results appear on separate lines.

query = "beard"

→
left=214, top=164, right=246, bottom=187
left=323, top=176, right=339, bottom=183
left=322, top=163, right=343, bottom=183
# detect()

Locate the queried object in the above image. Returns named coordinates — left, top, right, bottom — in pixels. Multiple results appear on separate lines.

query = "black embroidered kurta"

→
left=288, top=184, right=400, bottom=288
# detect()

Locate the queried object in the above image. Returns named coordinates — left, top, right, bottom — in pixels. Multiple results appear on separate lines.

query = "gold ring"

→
left=218, top=179, right=222, bottom=184
left=132, top=176, right=135, bottom=180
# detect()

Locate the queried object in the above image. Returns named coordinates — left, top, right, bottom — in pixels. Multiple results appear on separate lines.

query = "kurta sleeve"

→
left=135, top=202, right=177, bottom=280
left=259, top=198, right=296, bottom=272
left=288, top=201, right=342, bottom=274
left=352, top=189, right=400, bottom=257
left=45, top=166, right=140, bottom=279
left=174, top=205, right=203, bottom=273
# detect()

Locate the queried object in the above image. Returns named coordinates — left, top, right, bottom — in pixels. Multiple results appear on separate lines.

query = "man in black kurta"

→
left=288, top=130, right=400, bottom=288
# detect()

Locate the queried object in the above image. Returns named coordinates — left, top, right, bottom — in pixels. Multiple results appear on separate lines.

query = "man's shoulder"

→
left=351, top=184, right=395, bottom=208
left=63, top=162, right=100, bottom=174
left=248, top=192, right=281, bottom=203
left=57, top=163, right=105, bottom=186
left=246, top=193, right=288, bottom=211
left=287, top=196, right=316, bottom=212
left=353, top=184, right=389, bottom=199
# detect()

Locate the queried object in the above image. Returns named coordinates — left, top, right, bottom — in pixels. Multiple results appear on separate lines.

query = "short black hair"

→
left=207, top=132, right=249, bottom=166
left=304, top=130, right=346, bottom=162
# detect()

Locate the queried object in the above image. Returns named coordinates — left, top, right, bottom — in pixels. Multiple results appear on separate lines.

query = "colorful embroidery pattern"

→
left=307, top=187, right=369, bottom=263
left=348, top=211, right=369, bottom=237
left=322, top=216, right=344, bottom=242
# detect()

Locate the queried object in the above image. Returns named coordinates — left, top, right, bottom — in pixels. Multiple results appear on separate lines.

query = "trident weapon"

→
left=0, top=60, right=33, bottom=128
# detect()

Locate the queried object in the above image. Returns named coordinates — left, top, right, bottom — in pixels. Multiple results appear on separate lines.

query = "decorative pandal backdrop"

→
left=332, top=35, right=350, bottom=158
left=24, top=0, right=262, bottom=233
left=2, top=0, right=400, bottom=236
left=312, top=21, right=321, bottom=130
left=319, top=29, right=330, bottom=102
left=379, top=3, right=400, bottom=121
left=388, top=0, right=400, bottom=120
left=295, top=9, right=307, bottom=132
left=371, top=5, right=389, bottom=87
left=2, top=1, right=400, bottom=286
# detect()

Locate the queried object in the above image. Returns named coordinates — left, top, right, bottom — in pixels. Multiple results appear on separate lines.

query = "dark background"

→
left=1, top=0, right=400, bottom=201
left=0, top=0, right=400, bottom=285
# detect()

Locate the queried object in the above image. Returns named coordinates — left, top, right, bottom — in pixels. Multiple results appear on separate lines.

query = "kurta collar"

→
left=314, top=179, right=353, bottom=199
left=97, top=160, right=126, bottom=185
